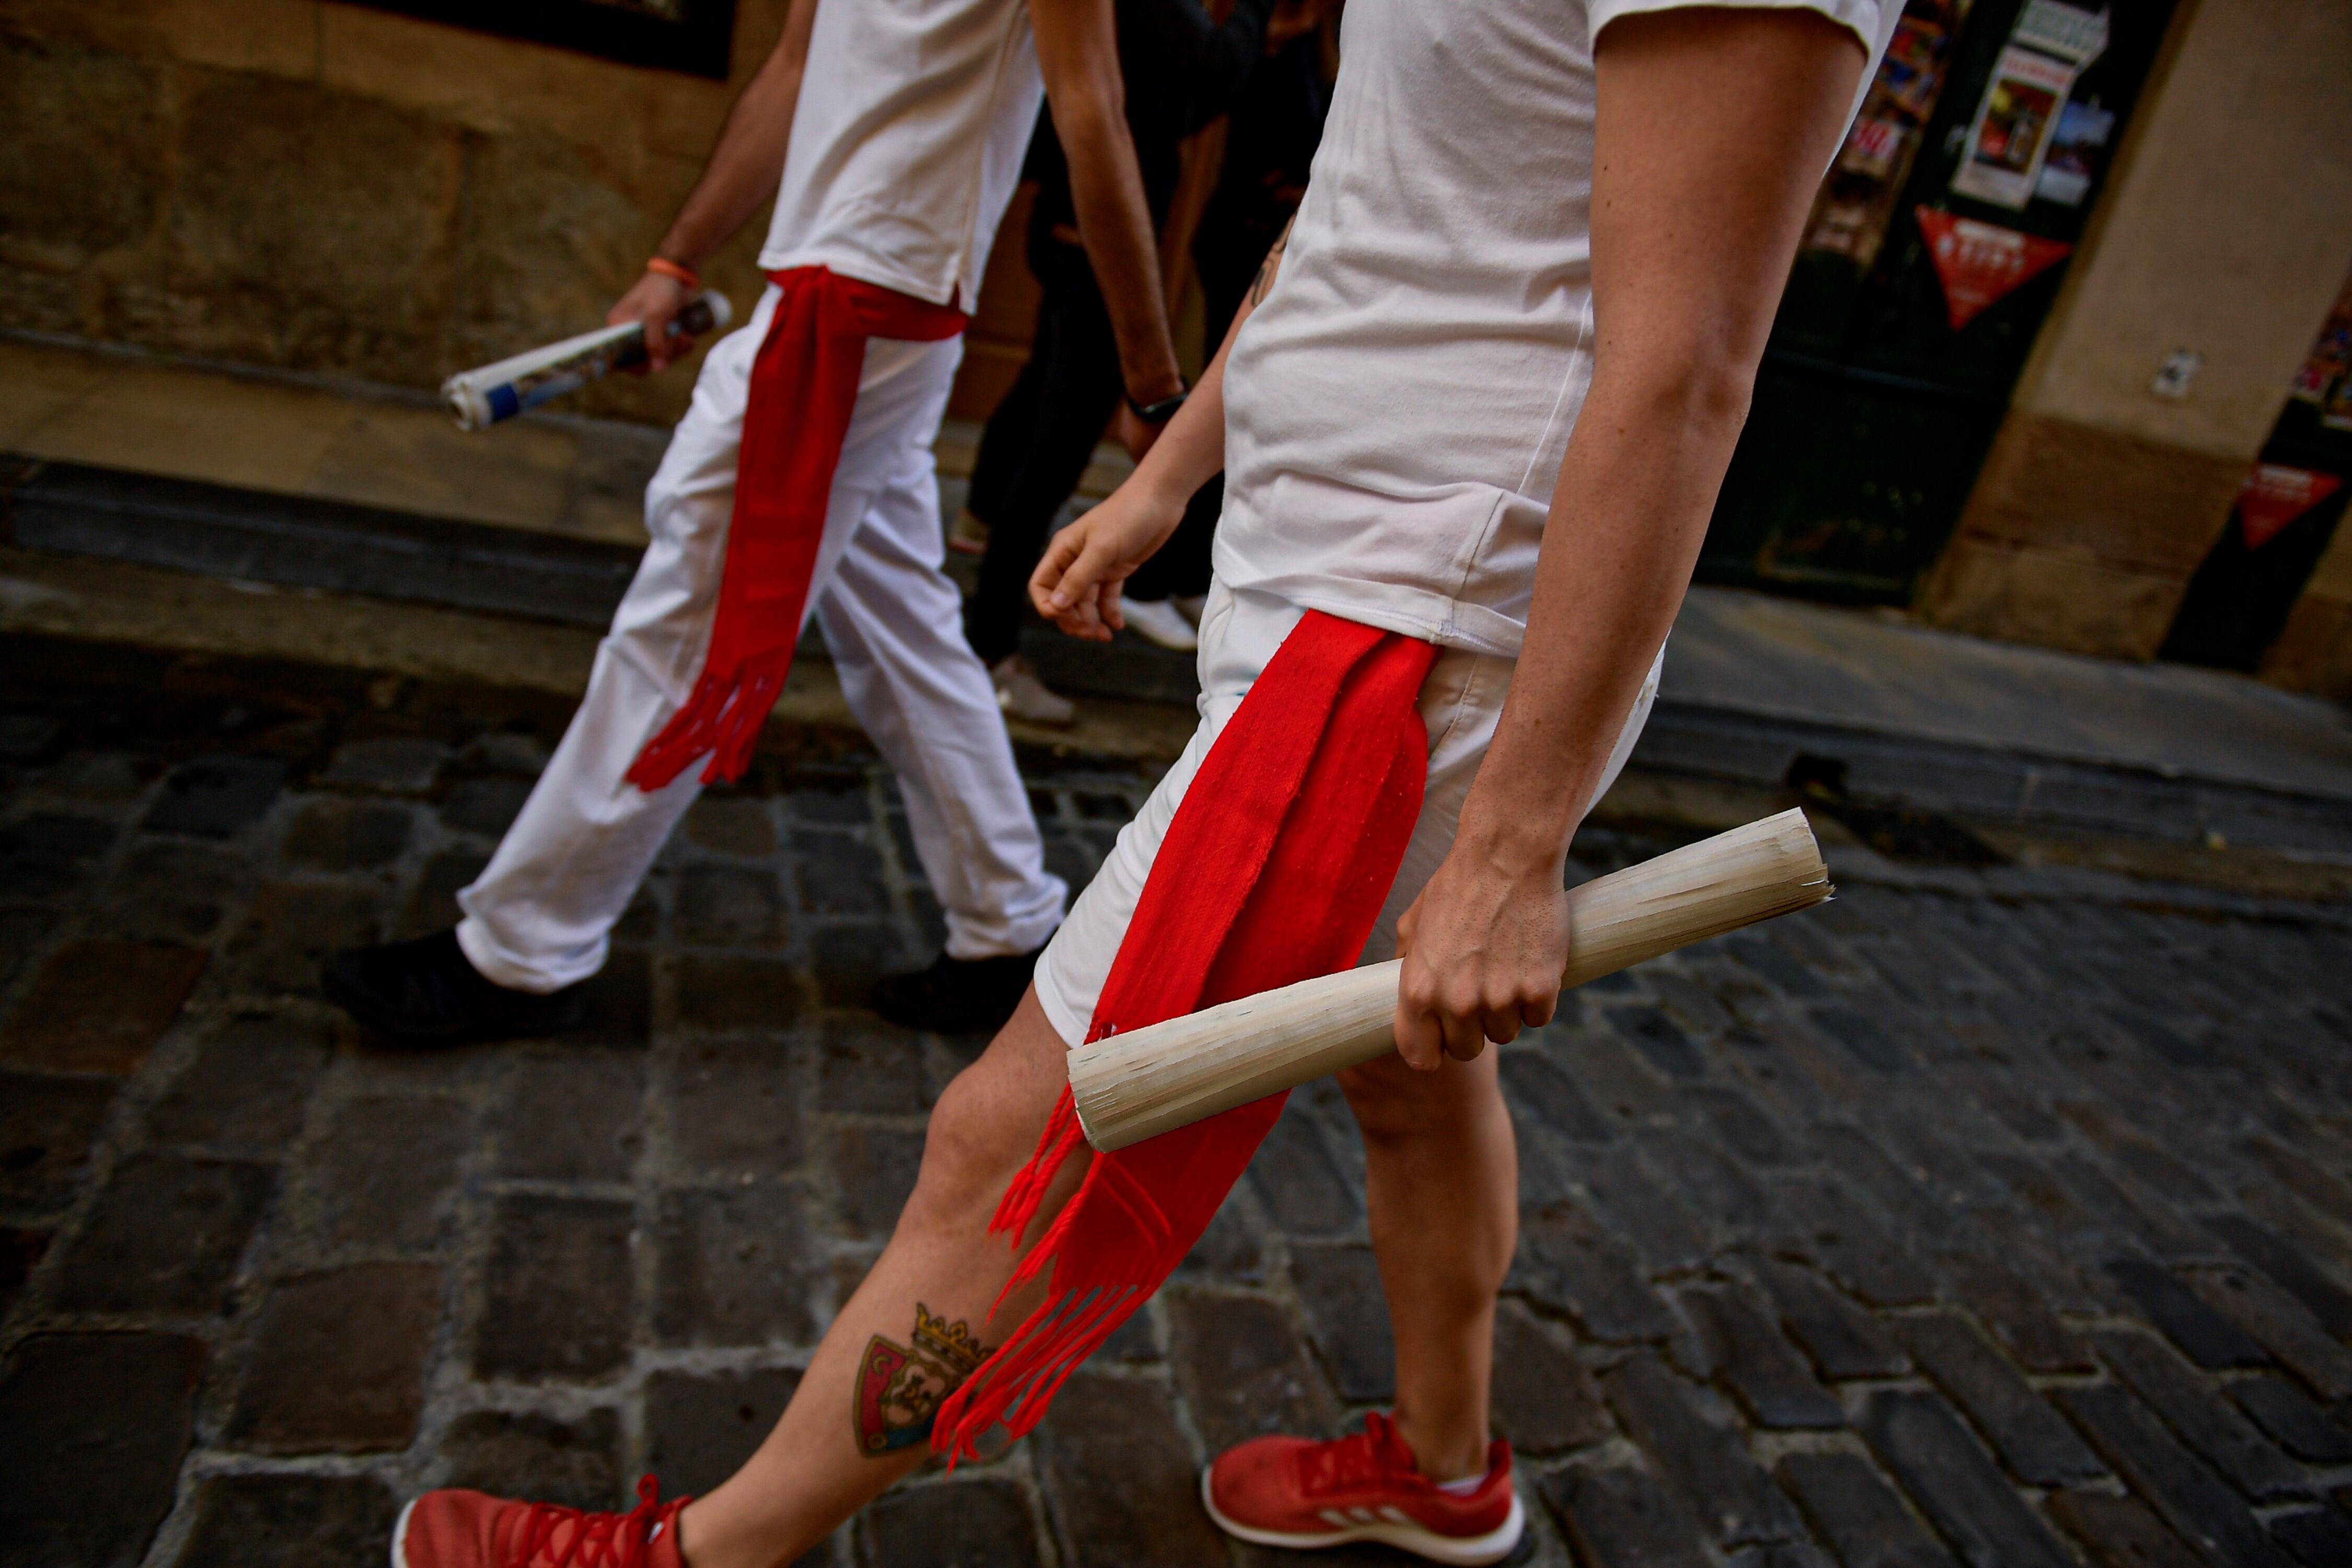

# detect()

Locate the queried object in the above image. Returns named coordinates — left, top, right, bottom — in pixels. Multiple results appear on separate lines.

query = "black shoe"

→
left=870, top=947, right=1045, bottom=1034
left=321, top=929, right=585, bottom=1045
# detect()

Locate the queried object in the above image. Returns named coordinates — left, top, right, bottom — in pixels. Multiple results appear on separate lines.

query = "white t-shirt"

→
left=759, top=0, right=1045, bottom=309
left=1216, top=0, right=1899, bottom=658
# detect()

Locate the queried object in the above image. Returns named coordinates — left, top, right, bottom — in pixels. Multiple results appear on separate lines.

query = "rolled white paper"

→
left=442, top=290, right=733, bottom=431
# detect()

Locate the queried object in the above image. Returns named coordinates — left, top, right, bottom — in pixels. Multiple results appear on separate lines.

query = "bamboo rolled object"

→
left=1068, top=808, right=1832, bottom=1152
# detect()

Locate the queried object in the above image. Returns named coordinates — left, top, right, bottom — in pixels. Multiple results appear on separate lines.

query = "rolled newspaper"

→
left=441, top=290, right=733, bottom=431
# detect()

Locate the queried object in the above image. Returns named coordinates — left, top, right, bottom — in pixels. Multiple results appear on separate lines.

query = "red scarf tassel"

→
left=627, top=267, right=965, bottom=793
left=933, top=611, right=1438, bottom=1462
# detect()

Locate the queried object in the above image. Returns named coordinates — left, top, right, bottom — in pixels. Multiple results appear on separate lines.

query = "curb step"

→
left=1, top=453, right=1205, bottom=709
left=3, top=456, right=637, bottom=631
left=7, top=452, right=2348, bottom=859
left=1635, top=705, right=2352, bottom=859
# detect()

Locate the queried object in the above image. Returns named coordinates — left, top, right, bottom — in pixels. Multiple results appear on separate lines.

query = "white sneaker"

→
left=991, top=656, right=1076, bottom=727
left=1122, top=597, right=1198, bottom=651
left=948, top=510, right=990, bottom=557
left=1174, top=594, right=1208, bottom=627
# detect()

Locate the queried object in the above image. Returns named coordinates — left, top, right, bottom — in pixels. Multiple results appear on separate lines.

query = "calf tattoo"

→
left=854, top=1302, right=988, bottom=1456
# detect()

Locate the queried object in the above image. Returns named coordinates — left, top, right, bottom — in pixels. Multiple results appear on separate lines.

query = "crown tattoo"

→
left=912, top=1303, right=986, bottom=1374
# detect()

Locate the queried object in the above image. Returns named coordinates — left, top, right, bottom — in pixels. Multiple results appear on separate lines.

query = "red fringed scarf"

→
left=933, top=611, right=1438, bottom=1461
left=627, top=267, right=966, bottom=791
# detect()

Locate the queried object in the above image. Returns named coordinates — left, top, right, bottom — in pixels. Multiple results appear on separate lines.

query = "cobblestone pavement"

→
left=4, top=638, right=2351, bottom=1568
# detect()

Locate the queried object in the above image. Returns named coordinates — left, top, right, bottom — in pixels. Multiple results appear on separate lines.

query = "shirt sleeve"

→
left=1589, top=0, right=1895, bottom=61
left=1587, top=0, right=1901, bottom=144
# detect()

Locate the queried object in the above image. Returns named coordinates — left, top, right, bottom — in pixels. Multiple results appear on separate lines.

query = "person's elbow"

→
left=1048, top=82, right=1125, bottom=159
left=1684, top=354, right=1759, bottom=435
left=1618, top=341, right=1759, bottom=444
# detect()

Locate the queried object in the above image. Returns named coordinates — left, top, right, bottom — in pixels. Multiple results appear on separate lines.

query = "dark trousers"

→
left=1131, top=473, right=1219, bottom=603
left=965, top=243, right=1123, bottom=666
left=1128, top=208, right=1276, bottom=608
left=964, top=241, right=1215, bottom=666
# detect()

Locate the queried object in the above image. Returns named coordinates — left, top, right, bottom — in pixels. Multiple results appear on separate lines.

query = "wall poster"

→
left=2288, top=267, right=2352, bottom=433
left=2236, top=467, right=2344, bottom=551
left=1950, top=0, right=2109, bottom=209
left=2032, top=99, right=2115, bottom=207
left=1916, top=210, right=2071, bottom=330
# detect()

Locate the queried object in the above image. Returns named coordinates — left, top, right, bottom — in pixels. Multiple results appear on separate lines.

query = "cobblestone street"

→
left=4, top=636, right=2351, bottom=1568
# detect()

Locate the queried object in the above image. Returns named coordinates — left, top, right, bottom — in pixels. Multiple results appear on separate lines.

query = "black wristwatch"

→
left=1127, top=388, right=1188, bottom=424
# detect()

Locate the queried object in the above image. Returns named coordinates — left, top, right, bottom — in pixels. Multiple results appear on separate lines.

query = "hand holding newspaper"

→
left=442, top=291, right=733, bottom=431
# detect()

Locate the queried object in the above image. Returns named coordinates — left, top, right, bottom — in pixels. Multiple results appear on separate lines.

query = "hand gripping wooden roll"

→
left=1068, top=808, right=1832, bottom=1152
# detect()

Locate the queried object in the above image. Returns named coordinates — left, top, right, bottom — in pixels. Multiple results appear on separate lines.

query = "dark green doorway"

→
left=1699, top=0, right=2182, bottom=604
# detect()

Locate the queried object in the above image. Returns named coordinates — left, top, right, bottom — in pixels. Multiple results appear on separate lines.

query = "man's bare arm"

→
left=1393, top=8, right=1867, bottom=1066
left=1031, top=0, right=1186, bottom=423
left=1028, top=215, right=1295, bottom=638
left=608, top=0, right=822, bottom=367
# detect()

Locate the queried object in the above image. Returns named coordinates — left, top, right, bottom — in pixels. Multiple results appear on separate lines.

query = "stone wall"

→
left=1919, top=0, right=2352, bottom=664
left=2262, top=514, right=2352, bottom=700
left=0, top=0, right=796, bottom=427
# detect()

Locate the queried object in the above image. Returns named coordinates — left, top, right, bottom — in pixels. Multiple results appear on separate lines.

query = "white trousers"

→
left=458, top=285, right=1067, bottom=993
left=1033, top=583, right=1661, bottom=1047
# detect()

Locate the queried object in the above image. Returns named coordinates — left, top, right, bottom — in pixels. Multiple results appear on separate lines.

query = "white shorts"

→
left=1032, top=583, right=1661, bottom=1047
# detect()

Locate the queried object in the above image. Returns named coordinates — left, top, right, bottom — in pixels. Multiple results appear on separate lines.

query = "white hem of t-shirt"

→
left=754, top=245, right=964, bottom=312
left=1036, top=966, right=1088, bottom=1053
left=1588, top=0, right=1885, bottom=52
left=1209, top=572, right=1530, bottom=662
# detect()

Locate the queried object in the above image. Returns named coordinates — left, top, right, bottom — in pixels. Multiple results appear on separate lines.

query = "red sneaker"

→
left=1201, top=1412, right=1524, bottom=1565
left=393, top=1475, right=688, bottom=1568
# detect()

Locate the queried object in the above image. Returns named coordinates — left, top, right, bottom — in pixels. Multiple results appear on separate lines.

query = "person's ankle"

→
left=669, top=1496, right=755, bottom=1568
left=673, top=1496, right=782, bottom=1568
left=1392, top=1409, right=1486, bottom=1487
left=668, top=1498, right=704, bottom=1568
left=448, top=925, right=515, bottom=991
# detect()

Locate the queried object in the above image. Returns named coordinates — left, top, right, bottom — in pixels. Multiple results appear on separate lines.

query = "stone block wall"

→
left=0, top=0, right=795, bottom=427
left=2261, top=523, right=2352, bottom=700
left=1920, top=414, right=2247, bottom=661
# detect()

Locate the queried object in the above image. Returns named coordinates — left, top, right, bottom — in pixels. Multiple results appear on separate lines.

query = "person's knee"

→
left=898, top=1075, right=1027, bottom=1235
left=642, top=458, right=736, bottom=555
left=897, top=1007, right=1070, bottom=1237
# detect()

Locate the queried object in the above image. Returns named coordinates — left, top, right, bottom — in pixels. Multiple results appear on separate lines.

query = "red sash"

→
left=627, top=267, right=966, bottom=791
left=933, top=610, right=1437, bottom=1460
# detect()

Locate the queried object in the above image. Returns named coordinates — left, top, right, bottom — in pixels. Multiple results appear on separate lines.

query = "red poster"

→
left=1916, top=209, right=2072, bottom=329
left=2238, top=464, right=2344, bottom=550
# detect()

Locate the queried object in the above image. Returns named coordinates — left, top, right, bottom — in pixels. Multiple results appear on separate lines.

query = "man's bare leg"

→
left=675, top=988, right=1086, bottom=1568
left=1336, top=1048, right=1518, bottom=1482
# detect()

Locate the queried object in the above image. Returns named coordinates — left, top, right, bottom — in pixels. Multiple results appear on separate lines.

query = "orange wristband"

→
left=645, top=257, right=699, bottom=291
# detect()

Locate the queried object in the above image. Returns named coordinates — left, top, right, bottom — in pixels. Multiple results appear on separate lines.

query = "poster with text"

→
left=1951, top=44, right=2079, bottom=208
left=1917, top=210, right=2071, bottom=329
left=2237, top=466, right=2344, bottom=551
